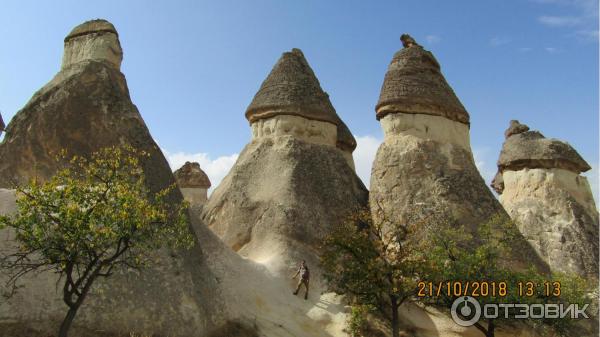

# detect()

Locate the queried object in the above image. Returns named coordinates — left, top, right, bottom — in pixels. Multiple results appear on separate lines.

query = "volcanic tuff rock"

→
left=246, top=48, right=357, bottom=158
left=203, top=48, right=368, bottom=277
left=493, top=121, right=599, bottom=277
left=0, top=20, right=170, bottom=196
left=375, top=36, right=469, bottom=124
left=0, top=19, right=235, bottom=337
left=494, top=123, right=591, bottom=180
left=0, top=27, right=366, bottom=336
left=370, top=35, right=546, bottom=265
left=174, top=161, right=211, bottom=188
left=174, top=161, right=211, bottom=207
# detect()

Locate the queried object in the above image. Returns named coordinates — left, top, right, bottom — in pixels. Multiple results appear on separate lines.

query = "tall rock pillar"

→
left=0, top=19, right=174, bottom=196
left=174, top=161, right=211, bottom=207
left=492, top=120, right=599, bottom=277
left=369, top=36, right=546, bottom=273
left=370, top=35, right=506, bottom=229
left=202, top=48, right=368, bottom=275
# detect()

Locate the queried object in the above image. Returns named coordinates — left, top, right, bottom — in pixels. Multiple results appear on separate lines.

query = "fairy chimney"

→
left=493, top=120, right=598, bottom=277
left=0, top=19, right=175, bottom=195
left=203, top=48, right=368, bottom=276
left=62, top=19, right=123, bottom=70
left=174, top=161, right=211, bottom=207
left=0, top=19, right=238, bottom=337
left=245, top=48, right=357, bottom=169
left=369, top=35, right=546, bottom=269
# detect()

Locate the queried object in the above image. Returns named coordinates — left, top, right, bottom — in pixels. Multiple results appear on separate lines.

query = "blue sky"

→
left=0, top=0, right=598, bottom=199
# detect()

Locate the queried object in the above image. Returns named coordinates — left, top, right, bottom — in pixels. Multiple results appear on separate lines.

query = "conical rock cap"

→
left=174, top=161, right=211, bottom=188
left=492, top=121, right=591, bottom=194
left=64, top=19, right=118, bottom=42
left=376, top=36, right=469, bottom=124
left=497, top=121, right=590, bottom=173
left=246, top=48, right=356, bottom=151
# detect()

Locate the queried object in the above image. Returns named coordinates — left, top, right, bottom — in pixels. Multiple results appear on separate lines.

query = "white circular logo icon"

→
left=451, top=296, right=481, bottom=327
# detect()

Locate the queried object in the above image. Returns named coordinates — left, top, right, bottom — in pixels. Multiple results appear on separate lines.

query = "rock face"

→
left=0, top=19, right=229, bottom=337
left=174, top=161, right=211, bottom=207
left=370, top=36, right=544, bottom=267
left=0, top=19, right=170, bottom=196
left=372, top=36, right=497, bottom=226
left=203, top=48, right=368, bottom=276
left=1, top=188, right=353, bottom=337
left=492, top=121, right=598, bottom=277
left=246, top=48, right=357, bottom=169
left=376, top=37, right=469, bottom=125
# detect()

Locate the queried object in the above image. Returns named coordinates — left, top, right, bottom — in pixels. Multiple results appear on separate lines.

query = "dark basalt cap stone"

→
left=492, top=121, right=591, bottom=193
left=376, top=35, right=469, bottom=125
left=174, top=161, right=211, bottom=189
left=64, top=19, right=118, bottom=42
left=245, top=48, right=357, bottom=152
left=0, top=112, right=5, bottom=132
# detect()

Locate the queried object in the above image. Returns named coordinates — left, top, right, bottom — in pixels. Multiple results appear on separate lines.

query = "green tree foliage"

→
left=0, top=145, right=193, bottom=337
left=347, top=304, right=373, bottom=337
left=422, top=214, right=595, bottom=337
left=321, top=208, right=429, bottom=337
left=322, top=208, right=593, bottom=337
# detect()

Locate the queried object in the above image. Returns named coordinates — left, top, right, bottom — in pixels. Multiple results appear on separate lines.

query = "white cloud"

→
left=574, top=29, right=600, bottom=39
left=425, top=35, right=441, bottom=44
left=533, top=0, right=599, bottom=41
left=162, top=148, right=238, bottom=194
left=472, top=147, right=497, bottom=190
left=538, top=15, right=583, bottom=26
left=353, top=135, right=382, bottom=188
left=489, top=36, right=512, bottom=47
left=531, top=0, right=599, bottom=17
left=544, top=46, right=560, bottom=53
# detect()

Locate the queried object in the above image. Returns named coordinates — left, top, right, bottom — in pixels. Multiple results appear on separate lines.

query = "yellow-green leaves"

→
left=0, top=144, right=192, bottom=284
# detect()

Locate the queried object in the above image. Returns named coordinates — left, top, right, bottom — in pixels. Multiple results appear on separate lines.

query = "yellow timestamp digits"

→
left=517, top=281, right=561, bottom=297
left=418, top=280, right=562, bottom=298
left=417, top=281, right=507, bottom=297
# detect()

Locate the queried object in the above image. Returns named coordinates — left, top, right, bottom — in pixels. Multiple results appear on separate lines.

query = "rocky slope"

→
left=0, top=20, right=360, bottom=337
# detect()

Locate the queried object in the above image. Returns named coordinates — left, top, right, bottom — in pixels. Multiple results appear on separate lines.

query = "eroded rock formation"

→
left=0, top=19, right=170, bottom=195
left=202, top=48, right=368, bottom=277
left=371, top=35, right=507, bottom=232
left=174, top=161, right=211, bottom=207
left=0, top=19, right=228, bottom=337
left=369, top=33, right=553, bottom=337
left=0, top=25, right=365, bottom=337
left=492, top=120, right=599, bottom=277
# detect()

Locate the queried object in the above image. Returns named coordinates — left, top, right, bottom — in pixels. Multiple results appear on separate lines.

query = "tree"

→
left=0, top=145, right=193, bottom=337
left=322, top=207, right=593, bottom=337
left=420, top=213, right=593, bottom=337
left=321, top=207, right=429, bottom=337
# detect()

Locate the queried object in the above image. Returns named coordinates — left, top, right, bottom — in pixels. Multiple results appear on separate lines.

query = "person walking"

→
left=292, top=260, right=310, bottom=300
